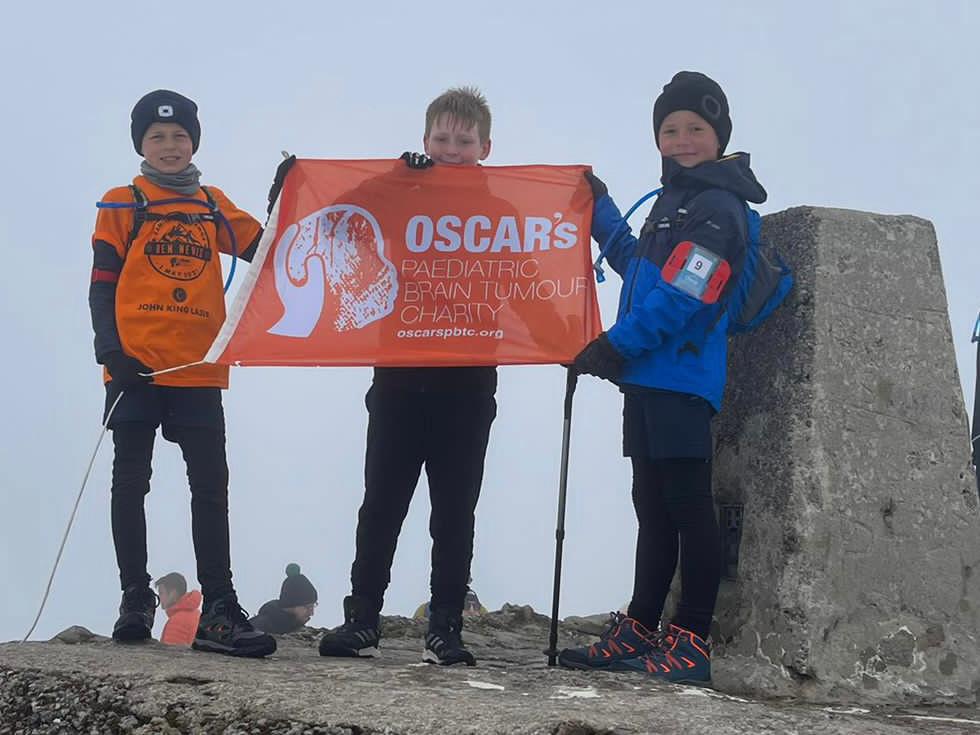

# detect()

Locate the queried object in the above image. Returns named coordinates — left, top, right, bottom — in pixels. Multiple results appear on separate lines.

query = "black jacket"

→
left=249, top=600, right=302, bottom=634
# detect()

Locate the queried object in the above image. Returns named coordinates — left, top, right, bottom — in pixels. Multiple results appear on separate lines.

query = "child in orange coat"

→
left=154, top=572, right=201, bottom=646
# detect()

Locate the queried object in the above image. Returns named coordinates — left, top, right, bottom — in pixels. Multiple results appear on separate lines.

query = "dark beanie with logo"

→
left=652, top=72, right=732, bottom=155
left=131, top=89, right=201, bottom=155
left=279, top=563, right=317, bottom=608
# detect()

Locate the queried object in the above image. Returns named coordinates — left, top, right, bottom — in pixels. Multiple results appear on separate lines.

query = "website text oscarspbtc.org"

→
left=396, top=327, right=505, bottom=340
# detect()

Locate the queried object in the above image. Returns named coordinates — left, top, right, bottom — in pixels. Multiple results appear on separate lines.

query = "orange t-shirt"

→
left=93, top=177, right=261, bottom=388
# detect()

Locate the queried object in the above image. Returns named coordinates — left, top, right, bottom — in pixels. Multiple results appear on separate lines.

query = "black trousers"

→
left=110, top=421, right=233, bottom=602
left=627, top=457, right=720, bottom=640
left=350, top=385, right=496, bottom=615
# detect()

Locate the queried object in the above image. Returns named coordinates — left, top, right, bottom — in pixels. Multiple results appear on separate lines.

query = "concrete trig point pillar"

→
left=711, top=206, right=979, bottom=702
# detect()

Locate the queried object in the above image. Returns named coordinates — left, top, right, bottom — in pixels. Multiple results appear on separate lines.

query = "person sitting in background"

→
left=249, top=564, right=318, bottom=634
left=414, top=580, right=488, bottom=620
left=154, top=572, right=201, bottom=646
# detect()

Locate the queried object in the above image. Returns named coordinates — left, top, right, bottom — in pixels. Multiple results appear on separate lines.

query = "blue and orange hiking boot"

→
left=557, top=613, right=660, bottom=670
left=618, top=624, right=711, bottom=684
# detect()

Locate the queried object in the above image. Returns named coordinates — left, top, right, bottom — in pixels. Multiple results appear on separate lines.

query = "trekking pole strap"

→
left=23, top=389, right=126, bottom=641
left=564, top=368, right=578, bottom=419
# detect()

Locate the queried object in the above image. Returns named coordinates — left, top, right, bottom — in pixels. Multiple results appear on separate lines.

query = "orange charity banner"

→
left=205, top=159, right=602, bottom=367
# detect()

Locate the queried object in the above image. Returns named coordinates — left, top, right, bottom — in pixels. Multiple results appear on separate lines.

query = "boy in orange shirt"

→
left=89, top=89, right=274, bottom=657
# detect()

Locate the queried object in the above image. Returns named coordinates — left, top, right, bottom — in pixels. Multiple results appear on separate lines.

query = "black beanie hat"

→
left=652, top=71, right=732, bottom=155
left=131, top=90, right=201, bottom=155
left=279, top=563, right=317, bottom=608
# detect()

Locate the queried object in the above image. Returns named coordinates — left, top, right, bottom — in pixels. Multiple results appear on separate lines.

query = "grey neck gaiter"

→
left=140, top=161, right=202, bottom=195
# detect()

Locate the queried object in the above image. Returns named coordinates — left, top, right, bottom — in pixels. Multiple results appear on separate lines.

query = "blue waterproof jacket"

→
left=593, top=153, right=767, bottom=410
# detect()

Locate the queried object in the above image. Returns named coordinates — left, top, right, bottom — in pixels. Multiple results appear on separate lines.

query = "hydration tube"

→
left=592, top=187, right=663, bottom=283
left=96, top=197, right=239, bottom=293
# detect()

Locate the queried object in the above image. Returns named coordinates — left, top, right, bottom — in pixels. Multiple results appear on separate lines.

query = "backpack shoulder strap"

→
left=125, top=185, right=150, bottom=253
left=703, top=202, right=756, bottom=334
left=126, top=186, right=221, bottom=251
left=198, top=185, right=230, bottom=252
left=200, top=185, right=220, bottom=213
left=744, top=203, right=761, bottom=244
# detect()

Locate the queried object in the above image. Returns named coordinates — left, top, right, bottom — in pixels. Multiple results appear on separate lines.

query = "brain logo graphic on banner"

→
left=270, top=204, right=397, bottom=338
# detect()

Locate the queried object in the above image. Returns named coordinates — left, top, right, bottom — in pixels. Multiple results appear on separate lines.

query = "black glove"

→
left=267, top=154, right=297, bottom=216
left=103, top=351, right=154, bottom=388
left=584, top=170, right=608, bottom=200
left=573, top=332, right=624, bottom=381
left=400, top=151, right=434, bottom=169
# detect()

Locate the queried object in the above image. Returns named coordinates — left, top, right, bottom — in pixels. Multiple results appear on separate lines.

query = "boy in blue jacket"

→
left=558, top=72, right=766, bottom=684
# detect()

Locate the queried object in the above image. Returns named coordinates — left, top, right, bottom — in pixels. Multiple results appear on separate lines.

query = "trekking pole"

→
left=545, top=366, right=578, bottom=666
left=972, top=311, right=979, bottom=495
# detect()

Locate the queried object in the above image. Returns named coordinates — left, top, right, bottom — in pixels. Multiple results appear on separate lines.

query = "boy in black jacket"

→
left=318, top=87, right=496, bottom=667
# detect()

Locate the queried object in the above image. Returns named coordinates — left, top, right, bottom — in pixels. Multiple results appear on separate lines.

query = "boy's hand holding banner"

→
left=205, top=159, right=602, bottom=367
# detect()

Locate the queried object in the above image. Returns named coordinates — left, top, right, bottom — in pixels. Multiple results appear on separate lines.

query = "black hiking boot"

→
left=319, top=595, right=382, bottom=658
left=423, top=607, right=476, bottom=666
left=193, top=593, right=276, bottom=658
left=112, top=584, right=158, bottom=642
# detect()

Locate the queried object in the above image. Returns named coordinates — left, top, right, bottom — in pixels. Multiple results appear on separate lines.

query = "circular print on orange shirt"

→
left=143, top=218, right=212, bottom=281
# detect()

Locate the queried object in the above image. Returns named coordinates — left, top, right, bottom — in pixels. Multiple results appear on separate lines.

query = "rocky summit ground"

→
left=2, top=605, right=980, bottom=734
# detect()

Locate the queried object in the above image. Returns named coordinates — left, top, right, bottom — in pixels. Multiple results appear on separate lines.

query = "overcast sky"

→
left=1, top=0, right=977, bottom=643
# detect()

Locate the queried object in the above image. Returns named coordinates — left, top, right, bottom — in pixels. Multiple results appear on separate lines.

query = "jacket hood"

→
left=258, top=599, right=283, bottom=616
left=259, top=600, right=299, bottom=628
left=165, top=589, right=202, bottom=617
left=253, top=599, right=303, bottom=633
left=661, top=152, right=767, bottom=204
